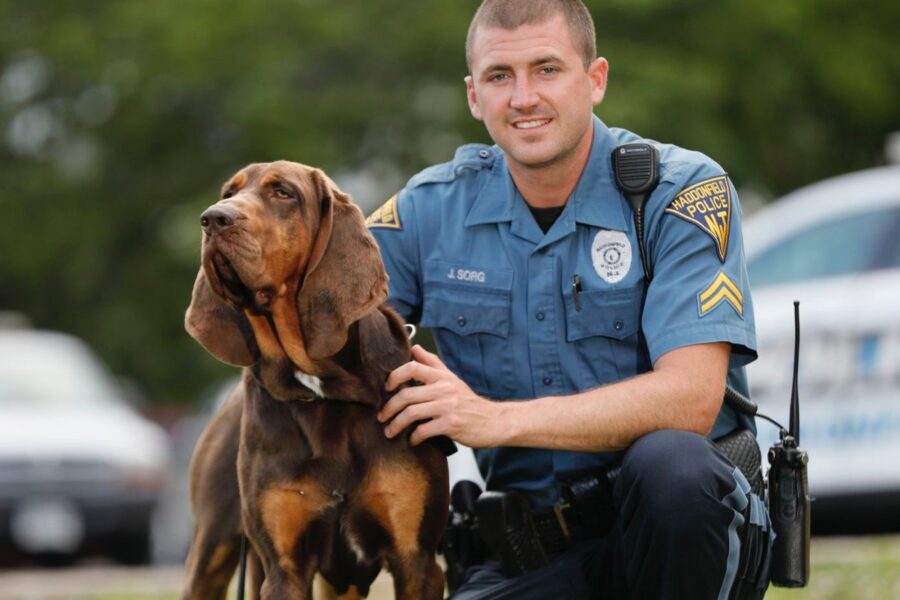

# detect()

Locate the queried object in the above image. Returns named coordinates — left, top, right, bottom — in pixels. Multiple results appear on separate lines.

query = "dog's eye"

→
left=272, top=183, right=300, bottom=202
left=222, top=188, right=236, bottom=199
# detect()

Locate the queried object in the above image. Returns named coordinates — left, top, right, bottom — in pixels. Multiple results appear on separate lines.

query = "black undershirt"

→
left=528, top=204, right=566, bottom=233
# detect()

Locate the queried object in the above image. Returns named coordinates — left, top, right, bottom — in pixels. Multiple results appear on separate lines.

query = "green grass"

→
left=58, top=535, right=900, bottom=600
left=767, top=535, right=900, bottom=599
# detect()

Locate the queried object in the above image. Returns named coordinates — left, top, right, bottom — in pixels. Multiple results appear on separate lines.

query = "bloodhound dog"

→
left=181, top=161, right=448, bottom=600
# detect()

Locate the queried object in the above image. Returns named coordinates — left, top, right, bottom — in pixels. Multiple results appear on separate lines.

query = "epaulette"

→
left=407, top=143, right=496, bottom=189
left=657, top=146, right=725, bottom=186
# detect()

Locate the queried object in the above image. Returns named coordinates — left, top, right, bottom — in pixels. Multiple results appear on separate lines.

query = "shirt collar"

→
left=465, top=116, right=629, bottom=233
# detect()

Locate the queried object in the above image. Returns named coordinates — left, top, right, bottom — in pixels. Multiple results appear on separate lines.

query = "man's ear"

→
left=588, top=57, right=609, bottom=106
left=465, top=75, right=483, bottom=120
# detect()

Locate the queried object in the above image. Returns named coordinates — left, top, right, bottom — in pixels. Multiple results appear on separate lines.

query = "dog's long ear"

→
left=298, top=170, right=388, bottom=360
left=185, top=269, right=258, bottom=366
left=358, top=307, right=411, bottom=381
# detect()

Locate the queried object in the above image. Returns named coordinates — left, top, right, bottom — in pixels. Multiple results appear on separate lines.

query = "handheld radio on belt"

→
left=611, top=142, right=811, bottom=587
left=766, top=301, right=811, bottom=587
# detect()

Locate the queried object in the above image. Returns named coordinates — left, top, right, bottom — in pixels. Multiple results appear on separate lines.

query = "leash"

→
left=237, top=533, right=248, bottom=600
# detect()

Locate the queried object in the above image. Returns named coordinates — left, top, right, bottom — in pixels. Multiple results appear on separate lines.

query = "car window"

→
left=0, top=368, right=118, bottom=409
left=0, top=342, right=120, bottom=409
left=876, top=209, right=900, bottom=270
left=748, top=205, right=900, bottom=287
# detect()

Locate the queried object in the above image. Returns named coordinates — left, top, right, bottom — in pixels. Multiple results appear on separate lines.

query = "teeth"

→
left=515, top=119, right=549, bottom=129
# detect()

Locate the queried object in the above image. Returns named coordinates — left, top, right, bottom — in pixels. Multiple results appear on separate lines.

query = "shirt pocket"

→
left=420, top=261, right=516, bottom=397
left=562, top=284, right=648, bottom=383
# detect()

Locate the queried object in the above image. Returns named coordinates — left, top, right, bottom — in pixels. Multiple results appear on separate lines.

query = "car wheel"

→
left=109, top=528, right=152, bottom=566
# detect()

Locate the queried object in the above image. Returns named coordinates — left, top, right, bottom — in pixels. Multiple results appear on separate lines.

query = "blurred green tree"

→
left=0, top=0, right=897, bottom=406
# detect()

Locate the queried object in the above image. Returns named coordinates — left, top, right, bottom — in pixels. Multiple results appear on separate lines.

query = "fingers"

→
left=378, top=383, right=444, bottom=424
left=379, top=345, right=490, bottom=446
left=381, top=389, right=445, bottom=439
left=384, top=358, right=442, bottom=392
left=409, top=419, right=443, bottom=446
left=410, top=344, right=445, bottom=368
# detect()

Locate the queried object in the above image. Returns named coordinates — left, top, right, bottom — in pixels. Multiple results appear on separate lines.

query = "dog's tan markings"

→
left=337, top=586, right=363, bottom=600
left=259, top=480, right=328, bottom=571
left=245, top=287, right=321, bottom=377
left=360, top=460, right=428, bottom=557
left=184, top=537, right=239, bottom=598
left=313, top=578, right=363, bottom=600
left=269, top=295, right=321, bottom=374
left=224, top=171, right=248, bottom=194
left=245, top=314, right=285, bottom=359
left=205, top=541, right=235, bottom=577
left=259, top=171, right=285, bottom=189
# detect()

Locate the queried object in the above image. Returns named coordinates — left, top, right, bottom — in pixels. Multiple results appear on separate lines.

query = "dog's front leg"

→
left=388, top=550, right=445, bottom=600
left=239, top=382, right=326, bottom=598
left=241, top=482, right=325, bottom=600
left=358, top=458, right=448, bottom=600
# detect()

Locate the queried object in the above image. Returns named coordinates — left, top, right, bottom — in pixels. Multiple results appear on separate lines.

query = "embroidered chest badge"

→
left=366, top=194, right=401, bottom=229
left=666, top=175, right=732, bottom=262
left=591, top=230, right=632, bottom=284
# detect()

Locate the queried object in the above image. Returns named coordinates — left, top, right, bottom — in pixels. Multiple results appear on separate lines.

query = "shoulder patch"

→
left=698, top=271, right=743, bottom=318
left=366, top=194, right=401, bottom=229
left=665, top=175, right=731, bottom=262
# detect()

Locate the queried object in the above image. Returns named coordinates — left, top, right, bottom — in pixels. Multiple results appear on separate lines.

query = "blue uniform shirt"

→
left=368, top=116, right=757, bottom=506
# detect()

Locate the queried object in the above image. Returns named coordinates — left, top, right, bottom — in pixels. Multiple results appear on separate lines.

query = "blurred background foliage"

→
left=0, top=0, right=898, bottom=407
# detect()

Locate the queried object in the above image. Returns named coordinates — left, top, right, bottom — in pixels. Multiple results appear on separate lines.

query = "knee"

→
left=616, top=430, right=723, bottom=526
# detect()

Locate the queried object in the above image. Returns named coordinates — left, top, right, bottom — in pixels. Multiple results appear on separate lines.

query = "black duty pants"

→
left=449, top=430, right=774, bottom=600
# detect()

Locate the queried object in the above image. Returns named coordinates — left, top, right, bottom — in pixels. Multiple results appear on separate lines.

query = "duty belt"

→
left=474, top=428, right=764, bottom=577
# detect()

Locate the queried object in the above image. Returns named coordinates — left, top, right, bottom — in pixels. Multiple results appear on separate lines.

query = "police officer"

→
left=370, top=1, right=772, bottom=598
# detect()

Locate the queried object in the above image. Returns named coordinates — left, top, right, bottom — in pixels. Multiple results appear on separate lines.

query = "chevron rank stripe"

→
left=366, top=194, right=402, bottom=229
left=698, top=271, right=744, bottom=317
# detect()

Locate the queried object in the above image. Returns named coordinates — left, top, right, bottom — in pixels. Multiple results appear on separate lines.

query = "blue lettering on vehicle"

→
left=802, top=411, right=900, bottom=444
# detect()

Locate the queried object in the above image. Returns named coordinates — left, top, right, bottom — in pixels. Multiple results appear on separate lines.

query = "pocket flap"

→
left=564, top=285, right=643, bottom=341
left=420, top=295, right=510, bottom=337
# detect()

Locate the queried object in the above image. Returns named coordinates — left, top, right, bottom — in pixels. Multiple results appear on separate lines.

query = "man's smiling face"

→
left=465, top=13, right=607, bottom=173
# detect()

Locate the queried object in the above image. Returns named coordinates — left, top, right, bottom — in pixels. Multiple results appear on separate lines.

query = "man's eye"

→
left=488, top=73, right=509, bottom=83
left=540, top=66, right=558, bottom=75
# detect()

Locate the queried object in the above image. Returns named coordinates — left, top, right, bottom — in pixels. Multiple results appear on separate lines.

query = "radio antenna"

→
left=789, top=300, right=801, bottom=443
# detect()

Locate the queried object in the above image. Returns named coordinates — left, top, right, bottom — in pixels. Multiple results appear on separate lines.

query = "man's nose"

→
left=200, top=205, right=239, bottom=235
left=510, top=77, right=539, bottom=110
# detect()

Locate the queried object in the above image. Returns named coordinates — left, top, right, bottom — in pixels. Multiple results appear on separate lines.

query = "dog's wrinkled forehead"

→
left=221, top=161, right=326, bottom=203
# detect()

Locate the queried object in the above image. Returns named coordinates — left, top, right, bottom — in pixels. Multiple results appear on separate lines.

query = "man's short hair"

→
left=466, top=0, right=597, bottom=71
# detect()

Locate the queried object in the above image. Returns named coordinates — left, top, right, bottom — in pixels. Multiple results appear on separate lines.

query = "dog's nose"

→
left=200, top=205, right=239, bottom=234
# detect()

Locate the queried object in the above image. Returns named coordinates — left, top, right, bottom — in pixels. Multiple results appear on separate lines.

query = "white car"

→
left=745, top=165, right=900, bottom=530
left=0, top=329, right=171, bottom=563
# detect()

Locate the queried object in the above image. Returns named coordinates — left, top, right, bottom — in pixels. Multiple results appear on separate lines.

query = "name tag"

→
left=447, top=267, right=487, bottom=283
left=425, top=260, right=513, bottom=291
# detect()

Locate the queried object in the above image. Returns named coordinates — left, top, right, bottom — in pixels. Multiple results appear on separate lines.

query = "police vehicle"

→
left=745, top=165, right=900, bottom=533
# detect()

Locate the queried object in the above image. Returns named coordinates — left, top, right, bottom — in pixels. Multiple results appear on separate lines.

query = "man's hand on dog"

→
left=380, top=345, right=506, bottom=448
